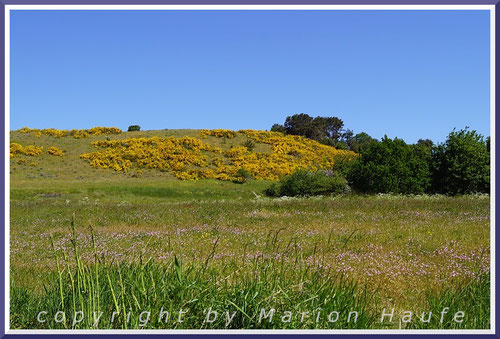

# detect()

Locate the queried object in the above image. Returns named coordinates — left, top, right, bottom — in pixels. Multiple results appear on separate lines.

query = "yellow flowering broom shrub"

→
left=46, top=146, right=64, bottom=156
left=87, top=127, right=122, bottom=135
left=200, top=129, right=237, bottom=139
left=80, top=130, right=357, bottom=181
left=80, top=136, right=222, bottom=172
left=18, top=127, right=122, bottom=139
left=23, top=145, right=44, bottom=156
left=10, top=143, right=24, bottom=158
left=10, top=143, right=43, bottom=157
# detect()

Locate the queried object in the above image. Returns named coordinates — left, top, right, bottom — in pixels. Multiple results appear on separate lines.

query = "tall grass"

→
left=406, top=273, right=490, bottom=329
left=10, top=216, right=490, bottom=330
left=11, top=216, right=375, bottom=329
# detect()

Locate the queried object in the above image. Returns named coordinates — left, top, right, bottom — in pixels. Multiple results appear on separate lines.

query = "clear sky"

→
left=10, top=9, right=490, bottom=143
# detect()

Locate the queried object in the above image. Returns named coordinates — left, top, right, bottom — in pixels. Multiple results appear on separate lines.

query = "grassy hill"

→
left=10, top=128, right=277, bottom=200
left=11, top=128, right=356, bottom=180
left=10, top=128, right=260, bottom=181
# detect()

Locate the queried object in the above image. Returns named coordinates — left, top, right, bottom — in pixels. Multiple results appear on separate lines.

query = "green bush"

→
left=264, top=169, right=346, bottom=197
left=128, top=125, right=141, bottom=132
left=241, top=139, right=255, bottom=151
left=263, top=182, right=281, bottom=197
left=348, top=136, right=430, bottom=194
left=332, top=154, right=358, bottom=178
left=233, top=168, right=252, bottom=184
left=431, top=128, right=489, bottom=195
left=348, top=132, right=378, bottom=153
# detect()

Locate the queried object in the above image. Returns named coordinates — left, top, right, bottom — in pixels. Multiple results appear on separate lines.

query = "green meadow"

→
left=9, top=129, right=490, bottom=329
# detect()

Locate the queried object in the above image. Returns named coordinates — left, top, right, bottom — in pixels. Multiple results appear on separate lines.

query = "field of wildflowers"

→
left=8, top=128, right=491, bottom=330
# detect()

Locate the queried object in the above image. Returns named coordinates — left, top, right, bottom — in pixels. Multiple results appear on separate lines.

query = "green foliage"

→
left=284, top=113, right=315, bottom=137
left=332, top=153, right=359, bottom=178
left=270, top=124, right=286, bottom=134
left=241, top=139, right=255, bottom=151
left=233, top=168, right=253, bottom=184
left=273, top=113, right=352, bottom=148
left=127, top=125, right=141, bottom=132
left=263, top=182, right=281, bottom=197
left=348, top=132, right=377, bottom=153
left=417, top=138, right=434, bottom=149
left=346, top=128, right=490, bottom=196
left=431, top=128, right=489, bottom=195
left=264, top=169, right=346, bottom=197
left=349, top=136, right=431, bottom=194
left=334, top=141, right=347, bottom=150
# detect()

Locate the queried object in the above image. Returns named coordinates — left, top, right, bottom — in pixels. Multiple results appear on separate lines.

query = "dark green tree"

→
left=284, top=113, right=315, bottom=137
left=270, top=124, right=286, bottom=134
left=349, top=136, right=431, bottom=194
left=277, top=113, right=348, bottom=147
left=348, top=132, right=377, bottom=153
left=312, top=116, right=344, bottom=142
left=417, top=139, right=434, bottom=149
left=128, top=125, right=141, bottom=132
left=431, top=128, right=489, bottom=195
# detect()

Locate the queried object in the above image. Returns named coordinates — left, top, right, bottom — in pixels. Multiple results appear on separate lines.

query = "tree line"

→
left=268, top=114, right=490, bottom=196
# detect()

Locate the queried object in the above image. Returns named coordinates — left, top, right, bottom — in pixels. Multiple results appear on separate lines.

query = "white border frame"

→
left=3, top=4, right=496, bottom=335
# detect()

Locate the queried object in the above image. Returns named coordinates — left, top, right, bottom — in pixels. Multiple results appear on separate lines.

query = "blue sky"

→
left=10, top=10, right=490, bottom=143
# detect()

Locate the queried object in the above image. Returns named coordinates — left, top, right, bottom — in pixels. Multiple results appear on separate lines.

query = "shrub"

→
left=88, top=127, right=122, bottom=135
left=46, top=146, right=64, bottom=156
left=332, top=153, right=358, bottom=177
left=128, top=125, right=141, bottom=132
left=264, top=169, right=346, bottom=197
left=431, top=128, right=489, bottom=195
left=200, top=129, right=236, bottom=139
left=270, top=124, right=286, bottom=134
left=348, top=132, right=378, bottom=153
left=233, top=168, right=252, bottom=184
left=349, top=136, right=430, bottom=194
left=263, top=182, right=281, bottom=197
left=9, top=143, right=24, bottom=158
left=69, top=129, right=90, bottom=139
left=10, top=143, right=44, bottom=157
left=241, top=139, right=255, bottom=151
left=334, top=141, right=347, bottom=150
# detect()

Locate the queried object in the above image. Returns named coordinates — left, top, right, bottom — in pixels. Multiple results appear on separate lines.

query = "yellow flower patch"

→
left=18, top=126, right=122, bottom=139
left=10, top=143, right=24, bottom=158
left=80, top=136, right=222, bottom=173
left=80, top=130, right=358, bottom=181
left=10, top=143, right=43, bottom=157
left=46, top=146, right=64, bottom=156
left=200, top=129, right=237, bottom=139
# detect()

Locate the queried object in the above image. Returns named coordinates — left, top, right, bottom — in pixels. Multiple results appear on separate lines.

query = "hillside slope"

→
left=10, top=127, right=356, bottom=184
